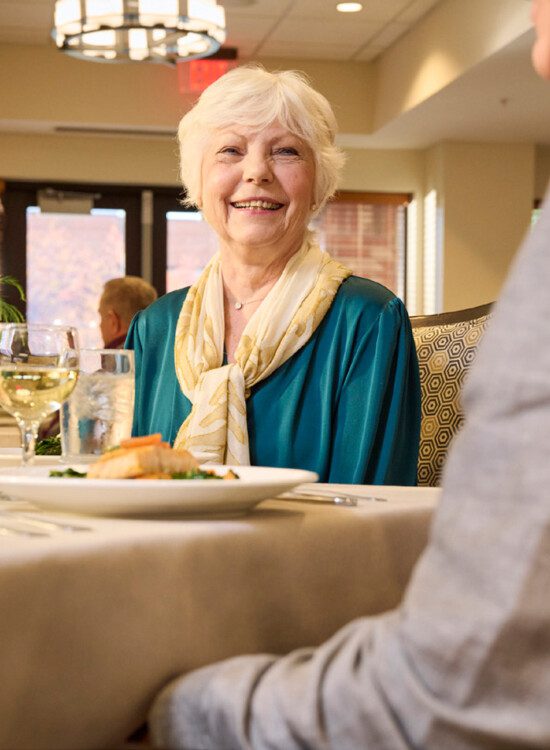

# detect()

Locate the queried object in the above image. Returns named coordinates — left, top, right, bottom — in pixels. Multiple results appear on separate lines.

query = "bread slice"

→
left=87, top=444, right=199, bottom=480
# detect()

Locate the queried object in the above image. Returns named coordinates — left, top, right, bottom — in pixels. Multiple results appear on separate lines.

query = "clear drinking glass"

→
left=60, top=349, right=134, bottom=461
left=0, top=324, right=80, bottom=466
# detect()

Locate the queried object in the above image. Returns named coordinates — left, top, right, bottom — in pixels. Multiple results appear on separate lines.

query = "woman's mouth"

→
left=230, top=200, right=284, bottom=211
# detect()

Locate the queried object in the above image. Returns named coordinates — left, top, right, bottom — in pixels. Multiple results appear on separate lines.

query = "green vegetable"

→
left=171, top=470, right=223, bottom=480
left=49, top=467, right=87, bottom=478
left=36, top=436, right=62, bottom=456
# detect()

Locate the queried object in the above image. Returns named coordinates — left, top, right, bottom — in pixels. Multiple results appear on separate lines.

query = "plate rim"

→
left=0, top=464, right=319, bottom=517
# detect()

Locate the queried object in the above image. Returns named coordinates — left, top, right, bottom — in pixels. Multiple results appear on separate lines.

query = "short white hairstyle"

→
left=177, top=64, right=345, bottom=213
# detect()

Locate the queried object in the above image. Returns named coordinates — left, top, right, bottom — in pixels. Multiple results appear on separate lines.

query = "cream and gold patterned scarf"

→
left=173, top=232, right=351, bottom=465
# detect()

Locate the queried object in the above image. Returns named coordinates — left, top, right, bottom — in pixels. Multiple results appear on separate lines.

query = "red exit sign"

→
left=178, top=59, right=238, bottom=94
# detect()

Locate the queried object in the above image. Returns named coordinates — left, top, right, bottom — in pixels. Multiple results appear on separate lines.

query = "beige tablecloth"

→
left=0, top=484, right=439, bottom=750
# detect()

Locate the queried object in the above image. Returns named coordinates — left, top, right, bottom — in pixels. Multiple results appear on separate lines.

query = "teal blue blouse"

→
left=126, top=276, right=420, bottom=485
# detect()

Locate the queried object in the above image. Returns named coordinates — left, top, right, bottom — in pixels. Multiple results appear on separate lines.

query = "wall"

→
left=258, top=57, right=375, bottom=136
left=373, top=0, right=532, bottom=130
left=535, top=144, right=550, bottom=199
left=0, top=132, right=179, bottom=186
left=0, top=45, right=374, bottom=138
left=428, top=142, right=534, bottom=311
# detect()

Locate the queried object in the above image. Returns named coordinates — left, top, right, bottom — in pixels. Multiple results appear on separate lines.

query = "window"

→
left=1, top=181, right=142, bottom=340
left=26, top=207, right=126, bottom=346
left=2, top=182, right=412, bottom=336
left=166, top=211, right=218, bottom=292
left=313, top=191, right=410, bottom=301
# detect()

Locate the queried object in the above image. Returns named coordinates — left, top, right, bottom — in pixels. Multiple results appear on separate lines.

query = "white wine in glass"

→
left=0, top=324, right=79, bottom=466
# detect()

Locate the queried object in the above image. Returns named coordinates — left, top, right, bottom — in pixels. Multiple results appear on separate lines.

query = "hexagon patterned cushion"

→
left=411, top=304, right=493, bottom=486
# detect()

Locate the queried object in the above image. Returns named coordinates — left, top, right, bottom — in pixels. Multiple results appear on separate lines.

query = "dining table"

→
left=0, top=460, right=439, bottom=750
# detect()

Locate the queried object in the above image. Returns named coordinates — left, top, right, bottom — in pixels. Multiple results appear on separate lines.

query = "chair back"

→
left=411, top=302, right=493, bottom=486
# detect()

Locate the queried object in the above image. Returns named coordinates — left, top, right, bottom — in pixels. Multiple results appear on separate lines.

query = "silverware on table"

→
left=279, top=490, right=387, bottom=506
left=290, top=488, right=387, bottom=503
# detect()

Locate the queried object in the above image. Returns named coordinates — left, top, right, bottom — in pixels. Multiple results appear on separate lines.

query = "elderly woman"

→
left=126, top=65, right=420, bottom=484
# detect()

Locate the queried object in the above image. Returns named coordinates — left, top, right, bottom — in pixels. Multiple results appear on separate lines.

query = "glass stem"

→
left=17, top=419, right=39, bottom=466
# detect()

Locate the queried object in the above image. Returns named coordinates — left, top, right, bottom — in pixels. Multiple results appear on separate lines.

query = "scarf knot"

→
left=174, top=233, right=351, bottom=465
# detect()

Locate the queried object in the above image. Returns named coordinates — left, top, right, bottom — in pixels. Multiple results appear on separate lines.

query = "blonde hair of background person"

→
left=126, top=64, right=421, bottom=483
left=149, top=5, right=550, bottom=749
left=99, top=276, right=157, bottom=348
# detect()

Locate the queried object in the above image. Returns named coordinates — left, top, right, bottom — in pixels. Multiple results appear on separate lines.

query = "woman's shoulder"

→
left=146, top=287, right=190, bottom=314
left=135, top=287, right=189, bottom=323
left=335, top=275, right=404, bottom=315
left=130, top=287, right=190, bottom=341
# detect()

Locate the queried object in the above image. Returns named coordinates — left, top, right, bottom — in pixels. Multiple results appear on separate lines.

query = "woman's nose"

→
left=243, top=152, right=273, bottom=183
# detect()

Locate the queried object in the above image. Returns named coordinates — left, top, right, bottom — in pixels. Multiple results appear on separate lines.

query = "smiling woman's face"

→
left=532, top=0, right=550, bottom=79
left=199, top=121, right=316, bottom=259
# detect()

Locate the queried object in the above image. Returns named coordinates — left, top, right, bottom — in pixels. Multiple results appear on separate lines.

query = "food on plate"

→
left=48, top=434, right=239, bottom=480
left=87, top=439, right=197, bottom=480
left=36, top=435, right=61, bottom=455
left=49, top=467, right=87, bottom=478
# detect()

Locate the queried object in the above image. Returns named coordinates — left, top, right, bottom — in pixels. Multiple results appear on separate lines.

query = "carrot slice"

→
left=120, top=433, right=163, bottom=448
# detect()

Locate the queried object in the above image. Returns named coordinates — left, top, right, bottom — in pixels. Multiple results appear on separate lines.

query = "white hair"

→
left=177, top=64, right=345, bottom=213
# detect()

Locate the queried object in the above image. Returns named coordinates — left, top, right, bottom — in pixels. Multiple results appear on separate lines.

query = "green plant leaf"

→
left=0, top=275, right=26, bottom=302
left=0, top=275, right=26, bottom=323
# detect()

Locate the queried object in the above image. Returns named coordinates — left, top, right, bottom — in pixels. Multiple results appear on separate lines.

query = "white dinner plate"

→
left=0, top=464, right=318, bottom=517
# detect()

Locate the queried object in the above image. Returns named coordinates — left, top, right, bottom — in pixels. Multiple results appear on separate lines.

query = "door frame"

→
left=2, top=180, right=143, bottom=317
left=151, top=188, right=194, bottom=297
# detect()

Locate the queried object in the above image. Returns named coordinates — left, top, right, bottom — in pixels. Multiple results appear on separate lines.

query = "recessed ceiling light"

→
left=336, top=2, right=363, bottom=12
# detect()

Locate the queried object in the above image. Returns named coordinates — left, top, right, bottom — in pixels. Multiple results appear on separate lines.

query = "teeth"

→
left=232, top=200, right=281, bottom=210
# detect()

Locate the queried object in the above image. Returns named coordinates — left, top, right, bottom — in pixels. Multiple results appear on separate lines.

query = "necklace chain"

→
left=228, top=295, right=267, bottom=310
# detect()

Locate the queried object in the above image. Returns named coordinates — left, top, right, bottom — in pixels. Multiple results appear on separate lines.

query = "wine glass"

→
left=0, top=324, right=79, bottom=466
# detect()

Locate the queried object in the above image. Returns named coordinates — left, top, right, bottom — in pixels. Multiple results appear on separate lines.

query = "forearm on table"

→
left=149, top=615, right=413, bottom=750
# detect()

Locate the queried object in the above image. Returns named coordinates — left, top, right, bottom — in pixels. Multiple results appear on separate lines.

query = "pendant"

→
left=234, top=302, right=243, bottom=310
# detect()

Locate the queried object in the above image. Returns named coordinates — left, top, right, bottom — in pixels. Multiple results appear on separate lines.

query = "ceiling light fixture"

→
left=336, top=2, right=363, bottom=12
left=52, top=0, right=226, bottom=64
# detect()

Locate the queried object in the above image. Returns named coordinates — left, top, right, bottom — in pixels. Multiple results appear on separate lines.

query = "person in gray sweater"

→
left=148, top=1, right=550, bottom=747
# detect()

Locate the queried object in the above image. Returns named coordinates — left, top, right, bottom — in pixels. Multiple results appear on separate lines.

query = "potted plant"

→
left=0, top=275, right=25, bottom=322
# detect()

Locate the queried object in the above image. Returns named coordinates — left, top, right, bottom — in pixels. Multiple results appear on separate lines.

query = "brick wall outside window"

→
left=313, top=198, right=407, bottom=298
left=165, top=192, right=409, bottom=300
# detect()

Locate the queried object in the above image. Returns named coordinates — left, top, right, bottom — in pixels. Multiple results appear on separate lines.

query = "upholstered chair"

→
left=411, top=302, right=493, bottom=487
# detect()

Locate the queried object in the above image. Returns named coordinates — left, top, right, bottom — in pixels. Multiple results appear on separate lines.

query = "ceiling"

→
left=0, top=0, right=443, bottom=61
left=356, top=28, right=550, bottom=148
left=0, top=0, right=548, bottom=148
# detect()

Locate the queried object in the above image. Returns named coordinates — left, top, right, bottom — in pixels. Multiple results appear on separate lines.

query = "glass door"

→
left=2, top=181, right=142, bottom=346
left=152, top=191, right=217, bottom=297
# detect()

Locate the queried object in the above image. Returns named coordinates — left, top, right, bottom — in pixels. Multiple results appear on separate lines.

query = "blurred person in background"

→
left=99, top=276, right=157, bottom=349
left=38, top=276, right=156, bottom=444
left=147, top=2, right=550, bottom=748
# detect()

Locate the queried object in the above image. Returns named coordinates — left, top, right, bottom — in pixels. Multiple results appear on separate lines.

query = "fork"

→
left=288, top=488, right=388, bottom=504
left=280, top=491, right=358, bottom=507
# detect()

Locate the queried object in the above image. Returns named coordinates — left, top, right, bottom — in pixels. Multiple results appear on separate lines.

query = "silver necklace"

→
left=229, top=295, right=267, bottom=310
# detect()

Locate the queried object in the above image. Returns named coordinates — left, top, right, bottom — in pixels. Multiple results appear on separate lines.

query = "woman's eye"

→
left=218, top=146, right=241, bottom=156
left=275, top=147, right=299, bottom=156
